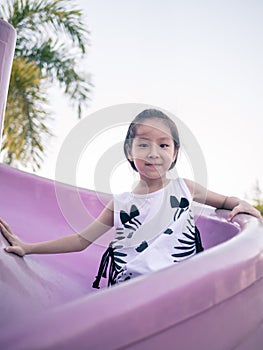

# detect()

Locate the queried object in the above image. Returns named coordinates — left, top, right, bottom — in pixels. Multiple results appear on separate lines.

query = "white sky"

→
left=34, top=0, right=263, bottom=200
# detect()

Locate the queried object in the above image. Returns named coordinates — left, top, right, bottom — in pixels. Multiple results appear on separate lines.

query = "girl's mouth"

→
left=146, top=163, right=161, bottom=167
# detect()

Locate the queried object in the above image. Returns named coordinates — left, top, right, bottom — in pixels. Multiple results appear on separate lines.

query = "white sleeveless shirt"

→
left=92, top=178, right=203, bottom=288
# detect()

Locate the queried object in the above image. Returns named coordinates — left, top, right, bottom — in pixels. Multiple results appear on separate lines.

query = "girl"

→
left=0, top=109, right=261, bottom=288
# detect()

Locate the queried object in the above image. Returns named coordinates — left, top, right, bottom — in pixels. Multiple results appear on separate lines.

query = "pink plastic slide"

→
left=1, top=20, right=263, bottom=350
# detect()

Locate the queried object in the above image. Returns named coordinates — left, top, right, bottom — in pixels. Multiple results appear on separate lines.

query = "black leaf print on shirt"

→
left=189, top=213, right=194, bottom=220
left=120, top=204, right=142, bottom=231
left=93, top=242, right=129, bottom=289
left=120, top=211, right=136, bottom=231
left=113, top=245, right=124, bottom=250
left=130, top=205, right=141, bottom=224
left=172, top=225, right=203, bottom=262
left=172, top=249, right=196, bottom=259
left=182, top=232, right=195, bottom=240
left=178, top=238, right=195, bottom=245
left=113, top=251, right=128, bottom=258
left=114, top=256, right=127, bottom=264
left=170, top=196, right=189, bottom=221
left=124, top=273, right=133, bottom=281
left=135, top=240, right=148, bottom=252
left=115, top=236, right=125, bottom=241
left=127, top=232, right=134, bottom=239
left=187, top=218, right=195, bottom=227
left=186, top=226, right=195, bottom=235
left=170, top=196, right=180, bottom=207
left=111, top=245, right=128, bottom=271
left=195, top=225, right=204, bottom=253
left=163, top=228, right=173, bottom=235
left=116, top=228, right=124, bottom=234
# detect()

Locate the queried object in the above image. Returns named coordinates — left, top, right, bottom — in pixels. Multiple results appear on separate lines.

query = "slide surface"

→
left=0, top=164, right=263, bottom=350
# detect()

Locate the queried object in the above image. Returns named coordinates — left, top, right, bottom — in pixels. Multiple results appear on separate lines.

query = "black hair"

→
left=124, top=109, right=180, bottom=171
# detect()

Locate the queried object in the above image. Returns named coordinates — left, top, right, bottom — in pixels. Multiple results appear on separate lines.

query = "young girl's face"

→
left=127, top=118, right=178, bottom=182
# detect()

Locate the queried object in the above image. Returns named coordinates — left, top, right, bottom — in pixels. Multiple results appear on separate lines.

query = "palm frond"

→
left=25, top=40, right=93, bottom=117
left=1, top=57, right=53, bottom=170
left=0, top=0, right=89, bottom=52
left=0, top=0, right=92, bottom=169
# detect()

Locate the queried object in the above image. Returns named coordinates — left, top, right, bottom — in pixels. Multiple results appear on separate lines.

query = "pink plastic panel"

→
left=0, top=164, right=263, bottom=350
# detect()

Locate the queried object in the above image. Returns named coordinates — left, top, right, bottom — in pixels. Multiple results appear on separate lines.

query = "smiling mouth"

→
left=146, top=163, right=162, bottom=166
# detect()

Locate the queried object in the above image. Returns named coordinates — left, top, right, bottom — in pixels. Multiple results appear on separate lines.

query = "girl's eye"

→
left=160, top=144, right=169, bottom=148
left=138, top=143, right=148, bottom=148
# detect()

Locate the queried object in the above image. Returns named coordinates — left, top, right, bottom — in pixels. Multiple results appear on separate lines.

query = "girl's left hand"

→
left=228, top=201, right=262, bottom=222
left=0, top=218, right=27, bottom=257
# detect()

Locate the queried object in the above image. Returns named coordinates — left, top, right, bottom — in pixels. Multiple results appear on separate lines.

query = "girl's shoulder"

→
left=182, top=178, right=205, bottom=200
left=170, top=177, right=193, bottom=199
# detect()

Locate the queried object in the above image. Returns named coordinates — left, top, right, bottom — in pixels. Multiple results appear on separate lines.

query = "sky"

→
left=33, top=0, right=263, bottom=201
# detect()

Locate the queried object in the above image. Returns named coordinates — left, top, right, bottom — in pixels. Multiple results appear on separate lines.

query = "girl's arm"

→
left=184, top=179, right=262, bottom=221
left=0, top=200, right=114, bottom=257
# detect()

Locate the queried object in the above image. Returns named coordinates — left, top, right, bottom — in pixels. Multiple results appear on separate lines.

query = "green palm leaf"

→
left=0, top=0, right=91, bottom=170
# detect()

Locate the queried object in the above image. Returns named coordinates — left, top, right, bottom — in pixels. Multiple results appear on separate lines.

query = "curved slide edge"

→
left=0, top=163, right=263, bottom=350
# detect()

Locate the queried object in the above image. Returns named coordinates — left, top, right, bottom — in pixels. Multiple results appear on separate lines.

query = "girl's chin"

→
left=140, top=172, right=166, bottom=181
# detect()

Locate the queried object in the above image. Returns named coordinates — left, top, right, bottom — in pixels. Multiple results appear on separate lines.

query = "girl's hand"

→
left=227, top=201, right=262, bottom=222
left=0, top=218, right=28, bottom=257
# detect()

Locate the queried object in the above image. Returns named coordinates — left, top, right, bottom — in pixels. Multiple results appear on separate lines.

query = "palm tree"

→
left=0, top=0, right=91, bottom=170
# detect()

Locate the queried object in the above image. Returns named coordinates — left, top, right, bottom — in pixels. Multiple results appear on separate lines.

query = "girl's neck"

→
left=132, top=177, right=169, bottom=195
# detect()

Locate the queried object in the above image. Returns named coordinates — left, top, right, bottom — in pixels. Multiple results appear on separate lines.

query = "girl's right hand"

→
left=0, top=218, right=28, bottom=257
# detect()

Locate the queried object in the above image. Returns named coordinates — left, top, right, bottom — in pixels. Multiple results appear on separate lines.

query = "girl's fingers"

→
left=227, top=205, right=263, bottom=221
left=0, top=218, right=11, bottom=231
left=0, top=223, right=14, bottom=244
left=227, top=208, right=237, bottom=221
left=4, top=245, right=25, bottom=257
left=5, top=246, right=16, bottom=253
left=252, top=208, right=263, bottom=220
left=0, top=222, right=7, bottom=234
left=4, top=246, right=12, bottom=252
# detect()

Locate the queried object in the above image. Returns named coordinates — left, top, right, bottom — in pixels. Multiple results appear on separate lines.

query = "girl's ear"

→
left=125, top=144, right=133, bottom=161
left=173, top=148, right=179, bottom=163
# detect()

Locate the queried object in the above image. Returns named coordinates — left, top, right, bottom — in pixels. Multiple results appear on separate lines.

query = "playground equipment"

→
left=0, top=19, right=263, bottom=350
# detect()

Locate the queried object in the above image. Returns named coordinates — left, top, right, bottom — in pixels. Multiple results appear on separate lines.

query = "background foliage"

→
left=0, top=0, right=91, bottom=170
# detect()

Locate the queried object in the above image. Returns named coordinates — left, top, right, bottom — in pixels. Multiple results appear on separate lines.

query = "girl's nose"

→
left=147, top=144, right=159, bottom=158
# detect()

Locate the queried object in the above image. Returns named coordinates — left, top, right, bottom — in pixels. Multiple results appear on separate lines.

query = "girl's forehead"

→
left=135, top=119, right=173, bottom=138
